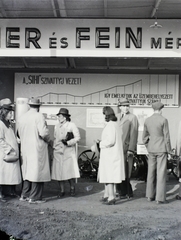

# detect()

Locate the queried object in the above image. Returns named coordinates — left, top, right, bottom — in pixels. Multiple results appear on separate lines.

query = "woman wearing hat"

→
left=0, top=98, right=21, bottom=202
left=51, top=108, right=80, bottom=197
left=98, top=106, right=125, bottom=205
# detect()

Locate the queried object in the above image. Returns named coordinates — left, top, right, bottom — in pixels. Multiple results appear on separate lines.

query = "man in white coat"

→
left=17, top=97, right=51, bottom=204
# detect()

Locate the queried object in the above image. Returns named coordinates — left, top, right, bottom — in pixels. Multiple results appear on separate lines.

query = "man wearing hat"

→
left=142, top=101, right=172, bottom=204
left=17, top=97, right=51, bottom=204
left=116, top=98, right=139, bottom=198
left=0, top=98, right=21, bottom=201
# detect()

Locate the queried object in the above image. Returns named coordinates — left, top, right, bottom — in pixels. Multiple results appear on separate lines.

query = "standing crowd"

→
left=0, top=96, right=181, bottom=205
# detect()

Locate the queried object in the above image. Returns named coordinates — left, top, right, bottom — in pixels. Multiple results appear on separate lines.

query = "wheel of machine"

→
left=131, top=154, right=148, bottom=181
left=78, top=150, right=98, bottom=178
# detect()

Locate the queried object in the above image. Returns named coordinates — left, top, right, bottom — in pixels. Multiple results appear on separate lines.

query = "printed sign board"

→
left=15, top=73, right=179, bottom=107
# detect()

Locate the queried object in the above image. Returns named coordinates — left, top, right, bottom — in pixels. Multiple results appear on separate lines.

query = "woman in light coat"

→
left=0, top=98, right=21, bottom=202
left=51, top=108, right=80, bottom=197
left=98, top=106, right=125, bottom=205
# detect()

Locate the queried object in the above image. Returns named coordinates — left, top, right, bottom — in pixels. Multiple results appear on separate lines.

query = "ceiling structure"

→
left=0, top=0, right=181, bottom=72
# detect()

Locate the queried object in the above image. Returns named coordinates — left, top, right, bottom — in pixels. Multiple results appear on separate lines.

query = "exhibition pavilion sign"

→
left=1, top=19, right=181, bottom=57
left=15, top=73, right=179, bottom=107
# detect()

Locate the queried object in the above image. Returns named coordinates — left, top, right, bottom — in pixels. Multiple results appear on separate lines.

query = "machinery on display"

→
left=78, top=148, right=180, bottom=181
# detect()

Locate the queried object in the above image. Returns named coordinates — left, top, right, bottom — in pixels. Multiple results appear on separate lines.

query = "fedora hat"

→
left=118, top=98, right=130, bottom=106
left=152, top=101, right=164, bottom=111
left=0, top=98, right=14, bottom=111
left=56, top=108, right=71, bottom=116
left=28, top=97, right=42, bottom=106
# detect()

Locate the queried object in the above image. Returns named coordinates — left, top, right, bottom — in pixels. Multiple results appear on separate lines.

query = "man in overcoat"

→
left=17, top=97, right=51, bottom=204
left=142, top=101, right=172, bottom=204
left=116, top=98, right=139, bottom=198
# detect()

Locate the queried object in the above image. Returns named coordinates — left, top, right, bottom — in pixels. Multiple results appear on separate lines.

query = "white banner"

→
left=1, top=19, right=181, bottom=57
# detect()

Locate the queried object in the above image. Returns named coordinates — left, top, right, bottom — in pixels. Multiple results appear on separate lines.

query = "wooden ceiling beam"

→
left=0, top=1, right=7, bottom=17
left=104, top=0, right=108, bottom=17
left=151, top=0, right=162, bottom=18
left=69, top=58, right=76, bottom=69
left=56, top=0, right=67, bottom=18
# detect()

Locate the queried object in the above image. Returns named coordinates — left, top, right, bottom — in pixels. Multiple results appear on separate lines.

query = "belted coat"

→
left=0, top=120, right=21, bottom=184
left=51, top=121, right=80, bottom=181
left=98, top=121, right=125, bottom=183
left=17, top=108, right=51, bottom=182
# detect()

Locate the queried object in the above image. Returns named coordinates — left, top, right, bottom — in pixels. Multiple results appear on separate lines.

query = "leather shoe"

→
left=127, top=194, right=133, bottom=199
left=0, top=194, right=7, bottom=202
left=29, top=199, right=46, bottom=204
left=57, top=192, right=65, bottom=198
left=104, top=199, right=116, bottom=205
left=70, top=187, right=75, bottom=197
left=100, top=197, right=108, bottom=202
left=19, top=196, right=29, bottom=202
left=118, top=193, right=128, bottom=199
left=0, top=197, right=7, bottom=203
left=156, top=200, right=169, bottom=204
left=147, top=197, right=155, bottom=202
left=176, top=195, right=181, bottom=200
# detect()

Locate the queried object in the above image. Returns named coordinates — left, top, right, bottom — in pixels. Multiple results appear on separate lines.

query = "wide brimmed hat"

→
left=28, top=97, right=42, bottom=106
left=152, top=101, right=164, bottom=111
left=0, top=98, right=14, bottom=111
left=56, top=108, right=71, bottom=116
left=118, top=98, right=130, bottom=106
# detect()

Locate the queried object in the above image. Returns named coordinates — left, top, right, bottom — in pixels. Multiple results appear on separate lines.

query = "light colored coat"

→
left=17, top=108, right=51, bottom=182
left=51, top=121, right=80, bottom=181
left=98, top=121, right=125, bottom=183
left=0, top=121, right=21, bottom=184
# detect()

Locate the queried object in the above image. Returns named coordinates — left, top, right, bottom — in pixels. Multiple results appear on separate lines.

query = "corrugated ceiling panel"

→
left=2, top=0, right=55, bottom=18
left=107, top=0, right=154, bottom=18
left=65, top=0, right=104, bottom=18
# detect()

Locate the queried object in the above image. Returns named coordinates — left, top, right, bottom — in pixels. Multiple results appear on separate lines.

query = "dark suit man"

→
left=175, top=121, right=181, bottom=200
left=142, top=102, right=171, bottom=204
left=116, top=98, right=139, bottom=198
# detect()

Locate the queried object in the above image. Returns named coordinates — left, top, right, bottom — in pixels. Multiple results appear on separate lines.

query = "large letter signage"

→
left=0, top=19, right=181, bottom=57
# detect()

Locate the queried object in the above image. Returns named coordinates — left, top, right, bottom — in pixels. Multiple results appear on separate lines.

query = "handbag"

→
left=65, top=132, right=74, bottom=141
left=3, top=150, right=19, bottom=163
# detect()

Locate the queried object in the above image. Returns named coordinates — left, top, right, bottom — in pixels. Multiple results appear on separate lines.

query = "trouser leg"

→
left=116, top=154, right=133, bottom=196
left=146, top=153, right=156, bottom=199
left=179, top=183, right=181, bottom=197
left=0, top=185, right=3, bottom=197
left=21, top=180, right=32, bottom=198
left=29, top=182, right=44, bottom=201
left=156, top=153, right=167, bottom=202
